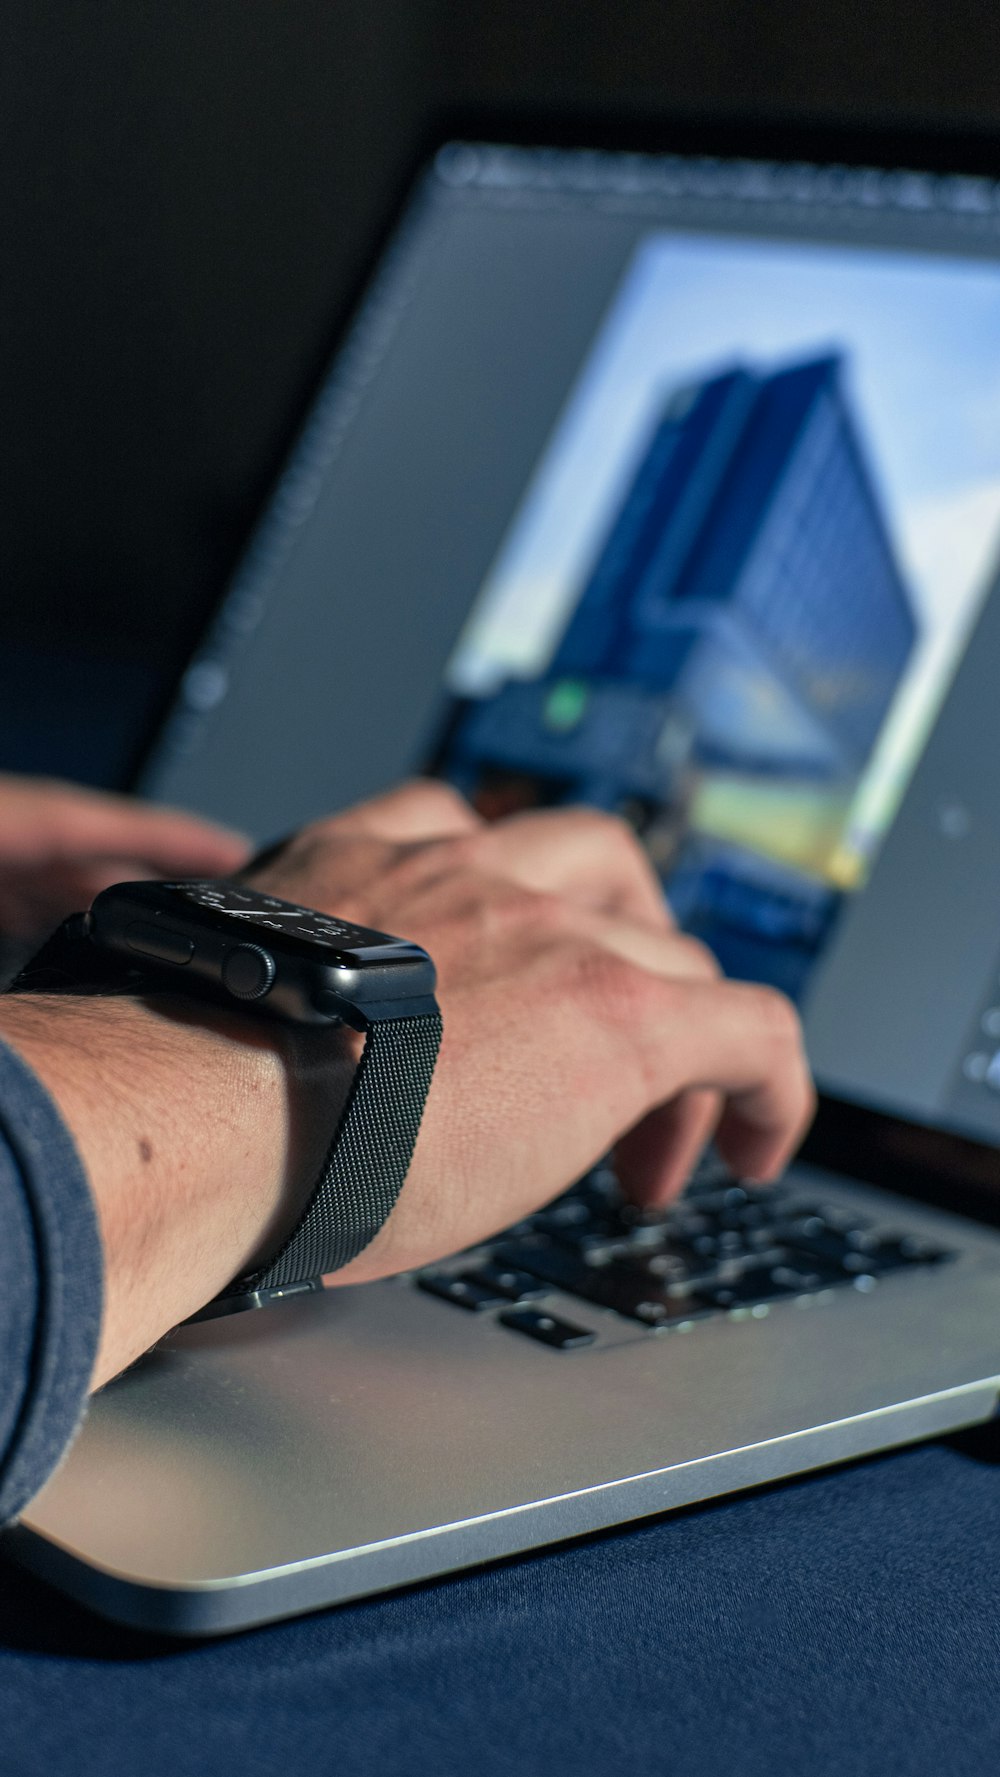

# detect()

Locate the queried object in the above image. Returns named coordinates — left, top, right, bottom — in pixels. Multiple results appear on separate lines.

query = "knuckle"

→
left=672, top=933, right=720, bottom=980
left=476, top=879, right=532, bottom=938
left=527, top=888, right=576, bottom=940
left=286, top=818, right=342, bottom=858
left=566, top=942, right=658, bottom=1027
left=487, top=879, right=566, bottom=942
left=431, top=829, right=483, bottom=873
left=386, top=836, right=446, bottom=888
left=403, top=777, right=476, bottom=828
left=434, top=873, right=546, bottom=946
left=745, top=983, right=802, bottom=1045
left=575, top=806, right=643, bottom=858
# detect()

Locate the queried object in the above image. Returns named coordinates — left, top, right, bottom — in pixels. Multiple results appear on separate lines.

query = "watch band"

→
left=229, top=1007, right=442, bottom=1297
left=6, top=915, right=143, bottom=996
left=6, top=915, right=441, bottom=1310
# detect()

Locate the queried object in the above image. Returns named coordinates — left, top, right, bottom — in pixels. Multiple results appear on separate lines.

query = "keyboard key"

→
left=668, top=1228, right=754, bottom=1266
left=531, top=1200, right=592, bottom=1234
left=583, top=1267, right=709, bottom=1326
left=493, top=1242, right=601, bottom=1299
left=811, top=1205, right=873, bottom=1234
left=557, top=1225, right=631, bottom=1258
left=776, top=1226, right=864, bottom=1267
left=418, top=1272, right=507, bottom=1312
left=566, top=1167, right=620, bottom=1210
left=694, top=1263, right=818, bottom=1310
left=617, top=1206, right=673, bottom=1248
left=477, top=1176, right=956, bottom=1342
left=848, top=1236, right=950, bottom=1272
left=472, top=1262, right=549, bottom=1301
left=776, top=1225, right=951, bottom=1276
left=638, top=1249, right=717, bottom=1284
left=498, top=1308, right=596, bottom=1350
left=497, top=1242, right=712, bottom=1326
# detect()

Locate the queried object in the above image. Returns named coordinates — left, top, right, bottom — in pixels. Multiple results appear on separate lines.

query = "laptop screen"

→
left=141, top=141, right=1000, bottom=1150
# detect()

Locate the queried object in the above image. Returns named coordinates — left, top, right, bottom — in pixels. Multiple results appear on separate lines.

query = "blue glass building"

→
left=449, top=354, right=917, bottom=803
left=442, top=353, right=920, bottom=994
left=550, top=353, right=917, bottom=779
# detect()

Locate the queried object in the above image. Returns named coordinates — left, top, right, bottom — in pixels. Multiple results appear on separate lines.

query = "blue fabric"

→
left=0, top=1036, right=996, bottom=1772
left=0, top=1426, right=997, bottom=1777
left=0, top=1038, right=103, bottom=1524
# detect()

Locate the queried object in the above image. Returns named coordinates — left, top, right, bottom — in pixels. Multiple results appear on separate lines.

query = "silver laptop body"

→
left=9, top=134, right=1000, bottom=1633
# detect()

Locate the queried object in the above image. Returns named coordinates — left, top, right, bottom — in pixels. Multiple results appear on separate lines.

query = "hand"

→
left=251, top=780, right=816, bottom=1283
left=0, top=773, right=251, bottom=939
left=0, top=775, right=814, bottom=1388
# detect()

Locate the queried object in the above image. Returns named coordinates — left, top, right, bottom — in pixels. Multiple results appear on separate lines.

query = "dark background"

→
left=4, top=0, right=1000, bottom=780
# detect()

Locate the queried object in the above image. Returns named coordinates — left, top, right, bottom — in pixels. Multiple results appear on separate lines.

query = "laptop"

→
left=8, top=126, right=1000, bottom=1635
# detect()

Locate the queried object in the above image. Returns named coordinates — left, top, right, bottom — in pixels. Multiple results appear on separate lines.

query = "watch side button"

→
left=125, top=922, right=195, bottom=966
left=222, top=943, right=276, bottom=1000
left=312, top=989, right=345, bottom=1019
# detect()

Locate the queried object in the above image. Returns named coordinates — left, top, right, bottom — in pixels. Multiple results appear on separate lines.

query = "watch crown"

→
left=221, top=943, right=276, bottom=1001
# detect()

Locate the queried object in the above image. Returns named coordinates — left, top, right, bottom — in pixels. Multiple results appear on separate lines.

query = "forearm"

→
left=0, top=995, right=351, bottom=1387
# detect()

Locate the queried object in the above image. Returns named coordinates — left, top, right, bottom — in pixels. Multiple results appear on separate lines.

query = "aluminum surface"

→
left=11, top=1170, right=1000, bottom=1633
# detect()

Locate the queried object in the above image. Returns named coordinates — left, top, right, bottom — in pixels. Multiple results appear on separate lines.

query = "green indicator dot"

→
left=544, top=679, right=589, bottom=732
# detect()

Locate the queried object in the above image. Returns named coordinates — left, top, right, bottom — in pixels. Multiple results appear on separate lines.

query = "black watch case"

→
left=85, top=880, right=438, bottom=1027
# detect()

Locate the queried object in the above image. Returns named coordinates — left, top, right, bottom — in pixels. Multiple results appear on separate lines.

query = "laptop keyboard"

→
left=415, top=1164, right=954, bottom=1352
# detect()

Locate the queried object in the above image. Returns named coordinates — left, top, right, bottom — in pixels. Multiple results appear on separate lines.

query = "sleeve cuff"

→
left=0, top=1036, right=103, bottom=1523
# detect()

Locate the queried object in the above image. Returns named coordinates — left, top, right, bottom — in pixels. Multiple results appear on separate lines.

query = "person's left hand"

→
left=0, top=772, right=250, bottom=939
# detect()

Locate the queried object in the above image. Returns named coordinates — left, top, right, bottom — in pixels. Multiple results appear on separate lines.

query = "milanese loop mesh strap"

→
left=6, top=918, right=141, bottom=995
left=233, top=1009, right=443, bottom=1294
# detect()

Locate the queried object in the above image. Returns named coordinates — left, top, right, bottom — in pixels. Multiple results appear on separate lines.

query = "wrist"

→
left=0, top=993, right=356, bottom=1384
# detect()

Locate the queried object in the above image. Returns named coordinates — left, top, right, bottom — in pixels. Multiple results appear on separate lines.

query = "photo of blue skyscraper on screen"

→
left=551, top=354, right=916, bottom=774
left=441, top=352, right=920, bottom=996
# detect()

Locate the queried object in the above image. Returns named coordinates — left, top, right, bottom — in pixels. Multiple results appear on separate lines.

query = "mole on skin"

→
left=138, top=1138, right=153, bottom=1164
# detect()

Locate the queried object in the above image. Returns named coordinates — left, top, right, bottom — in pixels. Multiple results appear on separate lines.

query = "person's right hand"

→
left=250, top=780, right=816, bottom=1285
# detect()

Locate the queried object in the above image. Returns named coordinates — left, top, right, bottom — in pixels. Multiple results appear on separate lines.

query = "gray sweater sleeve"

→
left=0, top=1037, right=103, bottom=1524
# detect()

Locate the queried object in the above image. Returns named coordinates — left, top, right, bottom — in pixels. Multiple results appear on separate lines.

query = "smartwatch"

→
left=7, top=878, right=442, bottom=1314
